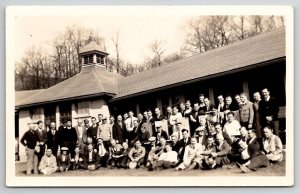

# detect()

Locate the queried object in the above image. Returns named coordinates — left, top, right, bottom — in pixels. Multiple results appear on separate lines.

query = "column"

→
left=168, top=96, right=172, bottom=107
left=55, top=105, right=60, bottom=130
left=178, top=95, right=185, bottom=103
left=71, top=103, right=77, bottom=125
left=93, top=54, right=97, bottom=64
left=157, top=97, right=162, bottom=111
left=18, top=109, right=31, bottom=162
left=242, top=80, right=250, bottom=98
left=136, top=103, right=140, bottom=115
left=208, top=87, right=215, bottom=105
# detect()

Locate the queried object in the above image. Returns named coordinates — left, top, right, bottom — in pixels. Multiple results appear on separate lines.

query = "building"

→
left=15, top=28, right=286, bottom=161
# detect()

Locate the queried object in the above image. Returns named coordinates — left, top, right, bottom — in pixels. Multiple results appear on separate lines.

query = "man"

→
left=259, top=88, right=280, bottom=136
left=166, top=106, right=173, bottom=135
left=87, top=117, right=99, bottom=144
left=70, top=147, right=84, bottom=170
left=152, top=143, right=178, bottom=170
left=57, top=147, right=71, bottom=172
left=35, top=120, right=48, bottom=162
left=125, top=111, right=138, bottom=143
left=198, top=94, right=206, bottom=115
left=123, top=112, right=129, bottom=121
left=82, top=144, right=101, bottom=171
left=214, top=122, right=233, bottom=146
left=96, top=138, right=109, bottom=167
left=262, top=126, right=283, bottom=163
left=194, top=127, right=207, bottom=146
left=147, top=137, right=167, bottom=170
left=179, top=103, right=186, bottom=116
left=237, top=129, right=270, bottom=173
left=97, top=113, right=103, bottom=125
left=128, top=140, right=146, bottom=169
left=204, top=98, right=215, bottom=113
left=20, top=123, right=40, bottom=174
left=184, top=100, right=193, bottom=117
left=83, top=119, right=90, bottom=131
left=154, top=108, right=164, bottom=121
left=154, top=122, right=168, bottom=141
left=198, top=136, right=217, bottom=170
left=147, top=110, right=155, bottom=136
left=224, top=96, right=235, bottom=113
left=177, top=129, right=191, bottom=162
left=253, top=92, right=262, bottom=138
left=189, top=102, right=200, bottom=135
left=134, top=123, right=151, bottom=145
left=234, top=94, right=242, bottom=111
left=38, top=148, right=58, bottom=175
left=171, top=134, right=181, bottom=153
left=58, top=119, right=67, bottom=132
left=47, top=122, right=59, bottom=156
left=58, top=119, right=77, bottom=157
left=210, top=133, right=231, bottom=168
left=223, top=111, right=241, bottom=141
left=239, top=93, right=254, bottom=129
left=176, top=137, right=202, bottom=170
left=112, top=115, right=126, bottom=144
left=109, top=115, right=115, bottom=125
left=217, top=95, right=226, bottom=123
left=75, top=119, right=87, bottom=155
left=97, top=116, right=112, bottom=150
left=127, top=120, right=139, bottom=146
left=107, top=139, right=123, bottom=168
left=137, top=113, right=145, bottom=127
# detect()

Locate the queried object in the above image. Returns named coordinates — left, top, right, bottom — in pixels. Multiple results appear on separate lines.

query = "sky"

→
left=12, top=7, right=193, bottom=65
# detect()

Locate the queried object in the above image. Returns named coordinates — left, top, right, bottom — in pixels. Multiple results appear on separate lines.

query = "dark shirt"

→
left=58, top=127, right=77, bottom=145
left=20, top=130, right=39, bottom=149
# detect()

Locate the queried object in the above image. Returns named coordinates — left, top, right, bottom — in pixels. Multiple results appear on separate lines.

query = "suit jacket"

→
left=83, top=150, right=101, bottom=169
left=239, top=101, right=254, bottom=124
left=35, top=129, right=48, bottom=145
left=154, top=114, right=165, bottom=121
left=259, top=96, right=279, bottom=121
left=57, top=154, right=71, bottom=168
left=215, top=141, right=231, bottom=156
left=87, top=124, right=98, bottom=139
left=75, top=125, right=87, bottom=143
left=47, top=129, right=59, bottom=152
left=112, top=122, right=126, bottom=144
left=247, top=137, right=262, bottom=158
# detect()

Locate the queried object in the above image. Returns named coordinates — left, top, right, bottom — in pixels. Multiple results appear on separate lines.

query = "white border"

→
left=6, top=5, right=294, bottom=187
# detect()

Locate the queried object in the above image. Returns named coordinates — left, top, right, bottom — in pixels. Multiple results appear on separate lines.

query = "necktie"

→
left=130, top=118, right=133, bottom=128
left=52, top=130, right=55, bottom=135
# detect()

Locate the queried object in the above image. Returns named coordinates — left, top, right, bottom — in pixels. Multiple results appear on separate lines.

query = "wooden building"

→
left=15, top=28, right=286, bottom=161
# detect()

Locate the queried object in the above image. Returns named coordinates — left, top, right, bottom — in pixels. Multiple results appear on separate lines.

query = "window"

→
left=29, top=108, right=42, bottom=121
left=96, top=54, right=104, bottom=64
left=84, top=55, right=94, bottom=64
left=77, top=101, right=90, bottom=116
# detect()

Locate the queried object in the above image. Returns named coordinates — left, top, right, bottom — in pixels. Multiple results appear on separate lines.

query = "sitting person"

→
left=119, top=142, right=130, bottom=168
left=128, top=140, right=146, bottom=169
left=57, top=147, right=71, bottom=172
left=197, top=136, right=217, bottom=170
left=176, top=137, right=203, bottom=170
left=237, top=129, right=270, bottom=173
left=38, top=148, right=58, bottom=175
left=133, top=124, right=150, bottom=146
left=96, top=138, right=109, bottom=167
left=147, top=137, right=167, bottom=170
left=82, top=144, right=101, bottom=171
left=194, top=117, right=208, bottom=137
left=70, top=147, right=84, bottom=170
left=210, top=134, right=231, bottom=168
left=194, top=127, right=207, bottom=146
left=223, top=111, right=241, bottom=141
left=83, top=137, right=95, bottom=154
left=170, top=134, right=181, bottom=153
left=107, top=139, right=123, bottom=168
left=154, top=123, right=169, bottom=142
left=262, top=126, right=283, bottom=163
left=152, top=143, right=178, bottom=170
left=177, top=129, right=191, bottom=163
left=214, top=122, right=233, bottom=146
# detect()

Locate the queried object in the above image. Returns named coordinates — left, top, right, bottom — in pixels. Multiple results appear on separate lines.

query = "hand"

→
left=248, top=124, right=252, bottom=129
left=266, top=116, right=273, bottom=122
left=40, top=142, right=44, bottom=145
left=211, top=152, right=218, bottom=157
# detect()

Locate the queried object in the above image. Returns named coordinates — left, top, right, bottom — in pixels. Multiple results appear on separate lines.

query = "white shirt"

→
left=158, top=151, right=178, bottom=163
left=77, top=126, right=83, bottom=139
left=125, top=116, right=137, bottom=132
left=223, top=120, right=241, bottom=137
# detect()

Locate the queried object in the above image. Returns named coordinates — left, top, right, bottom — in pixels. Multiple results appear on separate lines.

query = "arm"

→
left=20, top=133, right=27, bottom=147
left=249, top=103, right=254, bottom=125
left=216, top=143, right=230, bottom=156
left=128, top=147, right=134, bottom=161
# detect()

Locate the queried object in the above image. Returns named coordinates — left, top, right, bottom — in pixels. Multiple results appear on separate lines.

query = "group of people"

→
left=20, top=88, right=283, bottom=175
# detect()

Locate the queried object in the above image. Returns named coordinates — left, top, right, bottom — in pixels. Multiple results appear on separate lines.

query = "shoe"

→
left=240, top=165, right=251, bottom=173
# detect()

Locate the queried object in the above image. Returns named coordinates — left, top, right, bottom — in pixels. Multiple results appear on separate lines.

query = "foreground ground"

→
left=15, top=156, right=285, bottom=177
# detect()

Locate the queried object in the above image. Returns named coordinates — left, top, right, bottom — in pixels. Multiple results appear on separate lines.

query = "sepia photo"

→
left=6, top=6, right=294, bottom=186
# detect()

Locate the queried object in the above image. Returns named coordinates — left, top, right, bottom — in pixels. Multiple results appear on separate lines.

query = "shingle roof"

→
left=79, top=41, right=108, bottom=55
left=114, top=27, right=285, bottom=100
left=15, top=28, right=286, bottom=107
left=16, top=66, right=122, bottom=107
left=15, top=89, right=45, bottom=108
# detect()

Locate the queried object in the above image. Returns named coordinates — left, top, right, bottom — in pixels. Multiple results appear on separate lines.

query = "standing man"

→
left=35, top=120, right=48, bottom=162
left=20, top=123, right=40, bottom=174
left=112, top=115, right=126, bottom=144
left=259, top=88, right=280, bottom=136
left=125, top=111, right=138, bottom=144
left=217, top=95, right=226, bottom=123
left=253, top=92, right=262, bottom=138
left=189, top=102, right=200, bottom=136
left=97, top=116, right=113, bottom=151
left=58, top=119, right=77, bottom=157
left=87, top=117, right=98, bottom=144
left=179, top=103, right=186, bottom=116
left=184, top=100, right=193, bottom=117
left=154, top=108, right=164, bottom=121
left=97, top=114, right=103, bottom=125
left=239, top=93, right=254, bottom=129
left=75, top=119, right=87, bottom=155
left=47, top=122, right=59, bottom=156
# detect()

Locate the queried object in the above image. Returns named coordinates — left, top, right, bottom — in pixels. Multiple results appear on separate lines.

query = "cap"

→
left=101, top=116, right=107, bottom=120
left=148, top=136, right=156, bottom=142
left=61, top=147, right=69, bottom=151
left=84, top=119, right=89, bottom=124
left=195, top=127, right=205, bottom=132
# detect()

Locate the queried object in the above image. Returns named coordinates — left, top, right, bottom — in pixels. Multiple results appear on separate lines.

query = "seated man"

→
left=107, top=139, right=123, bottom=168
left=96, top=138, right=109, bottom=167
left=223, top=111, right=241, bottom=141
left=176, top=137, right=203, bottom=170
left=133, top=124, right=150, bottom=146
left=82, top=144, right=101, bottom=171
left=119, top=142, right=130, bottom=168
left=177, top=129, right=191, bottom=163
left=210, top=134, right=231, bottom=168
left=262, top=126, right=283, bottom=163
left=57, top=147, right=71, bottom=172
left=147, top=137, right=167, bottom=170
left=128, top=140, right=146, bottom=169
left=154, top=123, right=169, bottom=142
left=237, top=130, right=270, bottom=173
left=38, top=148, right=58, bottom=175
left=152, top=143, right=178, bottom=170
left=197, top=136, right=217, bottom=170
left=194, top=127, right=207, bottom=146
left=70, top=147, right=84, bottom=170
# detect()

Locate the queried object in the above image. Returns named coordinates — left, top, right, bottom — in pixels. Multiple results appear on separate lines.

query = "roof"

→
left=114, top=27, right=286, bottom=100
left=16, top=28, right=286, bottom=107
left=16, top=66, right=122, bottom=107
left=15, top=89, right=45, bottom=108
left=79, top=41, right=108, bottom=55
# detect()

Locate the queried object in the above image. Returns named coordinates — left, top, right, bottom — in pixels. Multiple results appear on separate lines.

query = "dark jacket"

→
left=112, top=122, right=126, bottom=144
left=247, top=137, right=262, bottom=158
left=20, top=130, right=39, bottom=149
left=259, top=97, right=279, bottom=121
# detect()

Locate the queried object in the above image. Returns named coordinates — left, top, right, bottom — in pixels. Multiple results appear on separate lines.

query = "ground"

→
left=15, top=156, right=285, bottom=177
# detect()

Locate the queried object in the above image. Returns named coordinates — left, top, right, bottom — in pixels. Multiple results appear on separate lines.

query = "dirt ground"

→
left=15, top=156, right=285, bottom=177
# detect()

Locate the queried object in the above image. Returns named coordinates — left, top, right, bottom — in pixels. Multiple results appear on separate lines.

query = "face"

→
left=135, top=141, right=141, bottom=148
left=182, top=131, right=188, bottom=139
left=240, top=128, right=248, bottom=137
left=141, top=125, right=146, bottom=133
left=109, top=117, right=114, bottom=123
left=98, top=139, right=103, bottom=145
left=29, top=123, right=35, bottom=130
left=225, top=97, right=232, bottom=105
left=50, top=122, right=56, bottom=129
left=111, top=140, right=116, bottom=146
left=207, top=138, right=214, bottom=146
left=214, top=125, right=222, bottom=133
left=138, top=114, right=143, bottom=121
left=167, top=107, right=172, bottom=113
left=253, top=92, right=261, bottom=101
left=78, top=120, right=83, bottom=126
left=75, top=147, right=80, bottom=154
left=176, top=124, right=182, bottom=130
left=67, top=121, right=72, bottom=127
left=129, top=111, right=134, bottom=117
left=240, top=95, right=247, bottom=103
left=143, top=112, right=148, bottom=118
left=98, top=115, right=103, bottom=120
left=133, top=120, right=139, bottom=128
left=180, top=103, right=185, bottom=110
left=122, top=142, right=128, bottom=149
left=165, top=145, right=172, bottom=152
left=124, top=113, right=128, bottom=119
left=199, top=118, right=206, bottom=125
left=87, top=137, right=93, bottom=144
left=199, top=96, right=204, bottom=103
left=227, top=114, right=234, bottom=122
left=191, top=138, right=197, bottom=146
left=117, top=115, right=122, bottom=122
left=235, top=95, right=241, bottom=103
left=147, top=111, right=152, bottom=117
left=88, top=145, right=93, bottom=151
left=62, top=150, right=67, bottom=155
left=218, top=96, right=224, bottom=103
left=171, top=135, right=177, bottom=142
left=248, top=130, right=255, bottom=139
left=160, top=138, right=166, bottom=146
left=46, top=149, right=52, bottom=157
left=102, top=119, right=107, bottom=124
left=204, top=98, right=209, bottom=106
left=173, top=107, right=178, bottom=114
left=186, top=101, right=191, bottom=108
left=155, top=108, right=160, bottom=115
left=262, top=89, right=270, bottom=99
left=92, top=118, right=96, bottom=124
left=193, top=104, right=199, bottom=111
left=38, top=122, right=43, bottom=129
left=263, top=128, right=272, bottom=138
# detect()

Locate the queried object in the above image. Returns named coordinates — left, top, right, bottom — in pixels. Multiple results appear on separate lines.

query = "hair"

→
left=199, top=93, right=205, bottom=97
left=214, top=122, right=222, bottom=127
left=240, top=92, right=248, bottom=98
left=37, top=120, right=43, bottom=125
left=98, top=113, right=103, bottom=117
left=66, top=119, right=72, bottom=122
left=226, top=111, right=235, bottom=116
left=91, top=117, right=96, bottom=120
left=181, top=128, right=189, bottom=133
left=186, top=100, right=191, bottom=104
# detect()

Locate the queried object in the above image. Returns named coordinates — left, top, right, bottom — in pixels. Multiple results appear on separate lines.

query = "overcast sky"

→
left=12, top=7, right=193, bottom=65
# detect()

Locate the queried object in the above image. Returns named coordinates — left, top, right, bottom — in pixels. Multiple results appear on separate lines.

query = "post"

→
left=71, top=103, right=77, bottom=125
left=55, top=105, right=60, bottom=130
left=208, top=87, right=215, bottom=105
left=168, top=96, right=172, bottom=107
left=157, top=97, right=162, bottom=111
left=242, top=80, right=250, bottom=98
left=136, top=103, right=140, bottom=115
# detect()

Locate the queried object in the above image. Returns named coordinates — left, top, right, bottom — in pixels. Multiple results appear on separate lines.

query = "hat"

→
left=148, top=136, right=156, bottom=142
left=195, top=127, right=205, bottom=132
left=97, top=137, right=103, bottom=141
left=175, top=121, right=182, bottom=125
left=61, top=147, right=69, bottom=151
left=84, top=119, right=89, bottom=124
left=155, top=121, right=163, bottom=127
left=101, top=116, right=107, bottom=120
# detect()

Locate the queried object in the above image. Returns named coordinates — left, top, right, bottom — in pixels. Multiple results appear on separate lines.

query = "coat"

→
left=239, top=101, right=254, bottom=125
left=74, top=125, right=87, bottom=143
left=112, top=122, right=126, bottom=144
